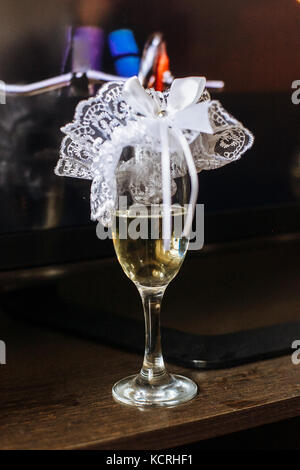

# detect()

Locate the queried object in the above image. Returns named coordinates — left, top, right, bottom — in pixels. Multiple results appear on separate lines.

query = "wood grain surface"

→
left=0, top=311, right=300, bottom=450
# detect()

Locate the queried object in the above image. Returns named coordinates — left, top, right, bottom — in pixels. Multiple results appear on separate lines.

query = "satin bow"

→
left=123, top=76, right=213, bottom=249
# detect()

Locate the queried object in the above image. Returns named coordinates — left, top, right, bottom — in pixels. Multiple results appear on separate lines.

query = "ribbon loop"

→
left=123, top=76, right=160, bottom=117
left=167, top=76, right=206, bottom=113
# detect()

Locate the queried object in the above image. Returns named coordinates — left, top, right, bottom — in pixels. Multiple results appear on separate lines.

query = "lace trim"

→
left=55, top=81, right=254, bottom=225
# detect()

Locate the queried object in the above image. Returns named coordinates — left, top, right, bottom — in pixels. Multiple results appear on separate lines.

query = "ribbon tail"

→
left=171, top=125, right=199, bottom=239
left=159, top=121, right=172, bottom=251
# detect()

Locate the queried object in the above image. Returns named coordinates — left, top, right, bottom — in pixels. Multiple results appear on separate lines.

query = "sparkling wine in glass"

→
left=111, top=155, right=198, bottom=407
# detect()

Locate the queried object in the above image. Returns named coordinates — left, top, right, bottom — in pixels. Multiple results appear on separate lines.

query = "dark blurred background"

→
left=0, top=2, right=300, bottom=450
left=1, top=0, right=300, bottom=266
left=0, top=0, right=299, bottom=300
left=1, top=0, right=300, bottom=92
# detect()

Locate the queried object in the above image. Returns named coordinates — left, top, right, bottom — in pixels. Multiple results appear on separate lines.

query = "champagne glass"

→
left=111, top=148, right=198, bottom=407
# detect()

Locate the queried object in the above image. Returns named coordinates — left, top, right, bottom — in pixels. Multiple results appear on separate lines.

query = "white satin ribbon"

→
left=123, top=76, right=213, bottom=249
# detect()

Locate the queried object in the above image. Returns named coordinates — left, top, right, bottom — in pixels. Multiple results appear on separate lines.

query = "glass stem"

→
left=138, top=287, right=168, bottom=383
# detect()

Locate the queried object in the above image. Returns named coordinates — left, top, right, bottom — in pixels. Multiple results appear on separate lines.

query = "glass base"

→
left=112, top=373, right=198, bottom=408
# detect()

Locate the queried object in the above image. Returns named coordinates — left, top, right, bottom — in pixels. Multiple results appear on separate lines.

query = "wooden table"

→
left=0, top=310, right=300, bottom=450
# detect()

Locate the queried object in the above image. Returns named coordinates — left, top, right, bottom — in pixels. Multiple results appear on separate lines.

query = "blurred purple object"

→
left=62, top=26, right=105, bottom=73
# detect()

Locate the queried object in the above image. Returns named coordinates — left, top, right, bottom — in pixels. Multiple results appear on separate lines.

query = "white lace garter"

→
left=55, top=76, right=254, bottom=237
